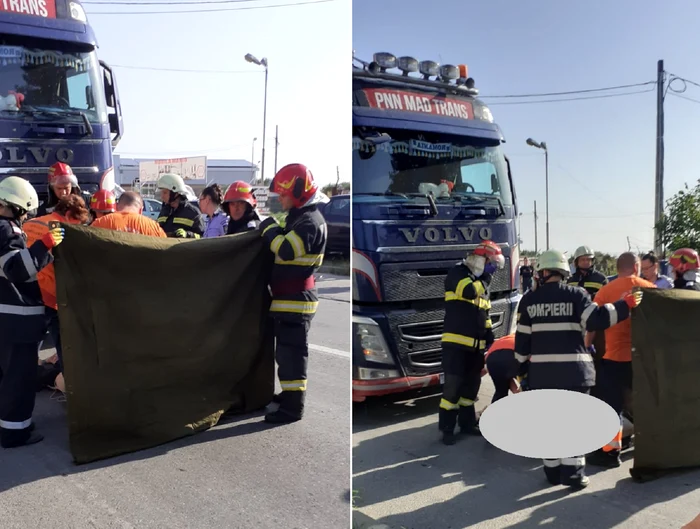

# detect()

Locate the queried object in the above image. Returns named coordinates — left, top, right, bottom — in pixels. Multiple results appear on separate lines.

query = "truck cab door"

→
left=99, top=60, right=124, bottom=148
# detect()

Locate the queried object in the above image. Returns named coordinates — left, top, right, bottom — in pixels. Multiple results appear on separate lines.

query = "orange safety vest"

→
left=484, top=333, right=515, bottom=361
left=23, top=213, right=73, bottom=310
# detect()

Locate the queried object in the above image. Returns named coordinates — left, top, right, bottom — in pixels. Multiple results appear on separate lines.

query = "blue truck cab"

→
left=0, top=0, right=123, bottom=203
left=352, top=53, right=521, bottom=402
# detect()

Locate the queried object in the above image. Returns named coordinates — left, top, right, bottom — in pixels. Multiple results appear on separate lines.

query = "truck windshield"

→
left=0, top=40, right=107, bottom=124
left=353, top=128, right=513, bottom=205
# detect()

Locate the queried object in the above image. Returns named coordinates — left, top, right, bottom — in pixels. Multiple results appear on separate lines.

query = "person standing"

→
left=198, top=184, right=229, bottom=238
left=640, top=251, right=673, bottom=289
left=156, top=173, right=205, bottom=239
left=258, top=164, right=327, bottom=423
left=568, top=245, right=608, bottom=300
left=438, top=240, right=505, bottom=445
left=515, top=249, right=642, bottom=489
left=35, top=162, right=91, bottom=218
left=0, top=176, right=64, bottom=448
left=669, top=248, right=700, bottom=291
left=88, top=189, right=117, bottom=223
left=223, top=181, right=262, bottom=235
left=91, top=192, right=166, bottom=237
left=520, top=257, right=534, bottom=293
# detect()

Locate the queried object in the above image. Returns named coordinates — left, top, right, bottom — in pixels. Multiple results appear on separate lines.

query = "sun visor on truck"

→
left=630, top=287, right=700, bottom=481
left=54, top=225, right=275, bottom=464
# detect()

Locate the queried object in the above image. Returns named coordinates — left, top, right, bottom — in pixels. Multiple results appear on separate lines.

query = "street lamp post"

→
left=245, top=53, right=268, bottom=185
left=250, top=137, right=257, bottom=183
left=526, top=138, right=550, bottom=250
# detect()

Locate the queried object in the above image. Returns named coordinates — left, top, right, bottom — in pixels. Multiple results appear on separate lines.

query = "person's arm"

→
left=579, top=288, right=639, bottom=332
left=0, top=222, right=55, bottom=283
left=261, top=217, right=318, bottom=263
left=452, top=272, right=492, bottom=301
left=514, top=301, right=532, bottom=376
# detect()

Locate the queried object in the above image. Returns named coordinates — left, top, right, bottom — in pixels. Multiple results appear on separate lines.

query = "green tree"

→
left=655, top=180, right=700, bottom=251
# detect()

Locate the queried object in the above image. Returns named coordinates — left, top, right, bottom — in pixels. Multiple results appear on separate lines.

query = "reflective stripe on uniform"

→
left=529, top=353, right=594, bottom=363
left=0, top=249, right=20, bottom=271
left=20, top=248, right=38, bottom=277
left=441, top=332, right=486, bottom=349
left=604, top=303, right=618, bottom=326
left=157, top=216, right=168, bottom=223
left=485, top=319, right=492, bottom=329
left=517, top=324, right=532, bottom=334
left=456, top=277, right=485, bottom=298
left=270, top=300, right=319, bottom=314
left=270, top=234, right=285, bottom=254
left=274, top=253, right=323, bottom=267
left=280, top=379, right=307, bottom=391
left=562, top=456, right=585, bottom=466
left=0, top=418, right=32, bottom=430
left=584, top=282, right=603, bottom=290
left=444, top=292, right=491, bottom=310
left=285, top=231, right=305, bottom=259
left=262, top=223, right=278, bottom=236
left=458, top=397, right=474, bottom=407
left=439, top=398, right=459, bottom=411
left=0, top=303, right=45, bottom=315
left=581, top=303, right=597, bottom=326
left=173, top=217, right=194, bottom=227
left=531, top=322, right=582, bottom=332
left=543, top=459, right=561, bottom=468
left=602, top=427, right=623, bottom=452
left=515, top=352, right=530, bottom=363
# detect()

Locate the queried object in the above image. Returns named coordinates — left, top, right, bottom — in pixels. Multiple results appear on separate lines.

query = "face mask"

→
left=484, top=262, right=497, bottom=275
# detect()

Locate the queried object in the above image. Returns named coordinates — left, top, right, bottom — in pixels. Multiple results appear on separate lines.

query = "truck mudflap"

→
left=352, top=373, right=444, bottom=402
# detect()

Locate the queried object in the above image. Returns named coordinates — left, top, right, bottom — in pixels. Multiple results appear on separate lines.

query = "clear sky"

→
left=353, top=0, right=700, bottom=255
left=85, top=0, right=350, bottom=186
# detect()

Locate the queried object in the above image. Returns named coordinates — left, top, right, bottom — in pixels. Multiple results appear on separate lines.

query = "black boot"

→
left=271, top=393, right=282, bottom=404
left=264, top=409, right=302, bottom=424
left=442, top=431, right=457, bottom=445
left=567, top=474, right=590, bottom=490
left=587, top=449, right=621, bottom=468
left=1, top=427, right=43, bottom=449
left=265, top=392, right=304, bottom=423
left=458, top=406, right=482, bottom=436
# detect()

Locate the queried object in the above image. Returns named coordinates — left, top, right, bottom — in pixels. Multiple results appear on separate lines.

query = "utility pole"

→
left=274, top=125, right=279, bottom=175
left=534, top=200, right=538, bottom=254
left=654, top=59, right=665, bottom=256
left=627, top=236, right=632, bottom=252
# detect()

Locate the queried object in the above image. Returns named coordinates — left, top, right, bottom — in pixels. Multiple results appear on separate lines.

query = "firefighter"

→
left=669, top=248, right=700, bottom=290
left=223, top=181, right=262, bottom=235
left=156, top=173, right=205, bottom=239
left=0, top=176, right=64, bottom=448
left=514, top=249, right=642, bottom=489
left=438, top=240, right=504, bottom=445
left=35, top=162, right=91, bottom=218
left=568, top=245, right=608, bottom=300
left=258, top=163, right=327, bottom=423
left=89, top=189, right=117, bottom=223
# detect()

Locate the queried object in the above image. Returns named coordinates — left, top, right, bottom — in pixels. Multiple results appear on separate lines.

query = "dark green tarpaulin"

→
left=54, top=224, right=274, bottom=464
left=631, top=287, right=700, bottom=481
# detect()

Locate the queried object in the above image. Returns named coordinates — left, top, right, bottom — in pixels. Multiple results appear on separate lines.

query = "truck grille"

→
left=386, top=298, right=513, bottom=376
left=381, top=258, right=511, bottom=302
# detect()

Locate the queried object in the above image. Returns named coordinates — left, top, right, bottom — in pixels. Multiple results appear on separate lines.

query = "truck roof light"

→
left=458, top=64, right=468, bottom=78
left=397, top=56, right=418, bottom=76
left=419, top=60, right=439, bottom=79
left=439, top=64, right=459, bottom=82
left=373, top=52, right=397, bottom=71
left=69, top=2, right=87, bottom=22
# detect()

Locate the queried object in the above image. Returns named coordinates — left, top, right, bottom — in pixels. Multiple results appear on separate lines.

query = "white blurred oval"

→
left=479, top=389, right=620, bottom=459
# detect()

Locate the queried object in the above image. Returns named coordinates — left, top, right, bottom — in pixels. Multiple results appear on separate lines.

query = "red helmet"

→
left=90, top=189, right=116, bottom=213
left=669, top=248, right=699, bottom=274
left=269, top=163, right=318, bottom=208
left=223, top=181, right=256, bottom=208
left=48, top=162, right=78, bottom=187
left=474, top=240, right=505, bottom=268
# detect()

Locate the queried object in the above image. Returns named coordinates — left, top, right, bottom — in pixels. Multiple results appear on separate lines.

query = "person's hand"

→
left=624, top=289, right=643, bottom=308
left=41, top=227, right=64, bottom=249
left=174, top=228, right=187, bottom=238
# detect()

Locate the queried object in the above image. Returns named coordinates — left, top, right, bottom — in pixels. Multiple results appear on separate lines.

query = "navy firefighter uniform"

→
left=438, top=240, right=505, bottom=445
left=0, top=176, right=64, bottom=448
left=514, top=249, right=642, bottom=489
left=567, top=245, right=608, bottom=300
left=259, top=163, right=327, bottom=424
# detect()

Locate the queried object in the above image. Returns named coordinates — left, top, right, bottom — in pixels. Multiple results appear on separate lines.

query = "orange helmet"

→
left=669, top=248, right=699, bottom=274
left=90, top=189, right=116, bottom=213
left=269, top=163, right=318, bottom=208
left=48, top=162, right=78, bottom=187
left=223, top=181, right=256, bottom=208
left=474, top=240, right=505, bottom=268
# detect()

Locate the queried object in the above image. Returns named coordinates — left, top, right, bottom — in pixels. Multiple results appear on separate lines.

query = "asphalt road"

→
left=0, top=274, right=351, bottom=529
left=353, top=377, right=700, bottom=529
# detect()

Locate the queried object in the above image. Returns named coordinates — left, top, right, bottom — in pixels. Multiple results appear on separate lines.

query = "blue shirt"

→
left=203, top=211, right=229, bottom=238
left=654, top=275, right=674, bottom=289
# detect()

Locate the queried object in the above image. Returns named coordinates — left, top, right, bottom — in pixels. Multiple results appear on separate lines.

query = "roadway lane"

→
left=353, top=377, right=700, bottom=529
left=0, top=275, right=351, bottom=529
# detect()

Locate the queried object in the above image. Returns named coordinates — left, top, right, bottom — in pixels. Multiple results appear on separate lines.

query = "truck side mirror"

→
left=505, top=155, right=517, bottom=216
left=99, top=60, right=123, bottom=148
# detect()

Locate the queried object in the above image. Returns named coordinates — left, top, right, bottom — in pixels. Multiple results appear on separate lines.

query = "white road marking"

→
left=310, top=343, right=350, bottom=358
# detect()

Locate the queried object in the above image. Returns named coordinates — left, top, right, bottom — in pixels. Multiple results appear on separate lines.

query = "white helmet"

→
left=535, top=249, right=571, bottom=278
left=574, top=245, right=595, bottom=261
left=0, top=176, right=39, bottom=212
left=157, top=173, right=188, bottom=195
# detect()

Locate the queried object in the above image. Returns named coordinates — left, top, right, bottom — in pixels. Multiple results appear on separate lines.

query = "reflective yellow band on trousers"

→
left=441, top=333, right=486, bottom=349
left=270, top=300, right=319, bottom=314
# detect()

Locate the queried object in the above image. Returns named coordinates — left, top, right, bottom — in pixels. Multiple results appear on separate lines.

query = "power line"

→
left=483, top=81, right=655, bottom=99
left=112, top=64, right=260, bottom=74
left=85, top=0, right=260, bottom=4
left=486, top=88, right=654, bottom=106
left=86, top=0, right=333, bottom=14
left=669, top=91, right=700, bottom=105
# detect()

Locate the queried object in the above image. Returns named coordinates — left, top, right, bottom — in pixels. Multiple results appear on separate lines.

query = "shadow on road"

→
left=353, top=390, right=700, bottom=529
left=0, top=391, right=279, bottom=495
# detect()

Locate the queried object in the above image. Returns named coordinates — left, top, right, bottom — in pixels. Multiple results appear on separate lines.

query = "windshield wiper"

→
left=355, top=191, right=409, bottom=198
left=455, top=194, right=505, bottom=217
left=405, top=193, right=439, bottom=217
left=20, top=107, right=93, bottom=135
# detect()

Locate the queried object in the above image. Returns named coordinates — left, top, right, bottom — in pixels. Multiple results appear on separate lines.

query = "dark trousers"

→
left=486, top=348, right=520, bottom=403
left=0, top=341, right=40, bottom=447
left=274, top=318, right=310, bottom=419
left=44, top=307, right=63, bottom=372
left=595, top=359, right=632, bottom=455
left=542, top=387, right=590, bottom=485
left=439, top=345, right=484, bottom=433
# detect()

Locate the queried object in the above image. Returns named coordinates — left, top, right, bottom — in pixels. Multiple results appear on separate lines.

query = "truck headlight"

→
left=353, top=315, right=394, bottom=365
left=357, top=367, right=401, bottom=380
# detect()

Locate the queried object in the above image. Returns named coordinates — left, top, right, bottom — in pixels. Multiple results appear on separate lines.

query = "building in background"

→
left=113, top=155, right=259, bottom=197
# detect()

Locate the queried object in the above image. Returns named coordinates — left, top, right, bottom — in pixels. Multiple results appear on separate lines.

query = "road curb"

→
left=352, top=510, right=394, bottom=529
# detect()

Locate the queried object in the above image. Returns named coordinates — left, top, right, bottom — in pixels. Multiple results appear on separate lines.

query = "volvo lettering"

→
left=0, top=0, right=124, bottom=203
left=352, top=52, right=521, bottom=402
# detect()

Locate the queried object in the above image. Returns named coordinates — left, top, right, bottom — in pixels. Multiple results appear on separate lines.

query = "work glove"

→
left=484, top=262, right=498, bottom=275
left=623, top=289, right=643, bottom=309
left=41, top=227, right=65, bottom=249
left=587, top=345, right=596, bottom=355
left=174, top=228, right=187, bottom=238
